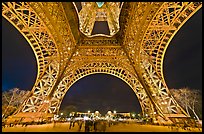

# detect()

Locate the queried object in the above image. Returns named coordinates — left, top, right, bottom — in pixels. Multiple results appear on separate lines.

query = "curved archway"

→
left=49, top=62, right=155, bottom=119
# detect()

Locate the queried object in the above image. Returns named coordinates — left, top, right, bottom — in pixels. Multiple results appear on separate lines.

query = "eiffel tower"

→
left=2, top=2, right=202, bottom=124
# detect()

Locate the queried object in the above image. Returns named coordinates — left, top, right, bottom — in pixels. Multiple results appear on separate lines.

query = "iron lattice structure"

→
left=2, top=2, right=202, bottom=123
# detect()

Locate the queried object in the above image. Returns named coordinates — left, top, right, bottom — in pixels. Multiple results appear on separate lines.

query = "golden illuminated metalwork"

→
left=2, top=2, right=202, bottom=124
left=73, top=2, right=123, bottom=37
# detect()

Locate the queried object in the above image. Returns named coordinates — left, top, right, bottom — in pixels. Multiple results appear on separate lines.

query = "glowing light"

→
left=84, top=116, right=89, bottom=120
left=152, top=94, right=156, bottom=96
left=113, top=110, right=116, bottom=114
left=44, top=100, right=49, bottom=103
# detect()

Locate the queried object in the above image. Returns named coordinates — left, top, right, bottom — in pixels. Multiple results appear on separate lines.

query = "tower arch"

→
left=50, top=61, right=155, bottom=119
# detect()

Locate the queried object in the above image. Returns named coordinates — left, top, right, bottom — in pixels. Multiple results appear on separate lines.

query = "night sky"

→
left=2, top=8, right=202, bottom=115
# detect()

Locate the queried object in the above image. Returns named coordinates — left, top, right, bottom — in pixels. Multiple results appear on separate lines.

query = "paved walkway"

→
left=2, top=122, right=202, bottom=132
left=105, top=123, right=202, bottom=132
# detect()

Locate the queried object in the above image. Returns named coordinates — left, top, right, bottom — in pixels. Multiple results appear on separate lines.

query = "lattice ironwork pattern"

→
left=2, top=2, right=202, bottom=124
left=75, top=2, right=123, bottom=37
left=141, top=2, right=202, bottom=80
left=2, top=2, right=60, bottom=114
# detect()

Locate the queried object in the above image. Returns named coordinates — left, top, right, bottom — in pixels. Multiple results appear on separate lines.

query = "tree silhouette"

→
left=170, top=87, right=202, bottom=120
left=2, top=88, right=30, bottom=118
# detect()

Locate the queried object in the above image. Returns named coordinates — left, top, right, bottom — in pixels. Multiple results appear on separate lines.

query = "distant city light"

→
left=84, top=116, right=89, bottom=120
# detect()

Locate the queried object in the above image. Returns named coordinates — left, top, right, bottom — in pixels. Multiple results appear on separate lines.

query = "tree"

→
left=170, top=88, right=191, bottom=116
left=2, top=88, right=30, bottom=118
left=170, top=87, right=202, bottom=120
left=187, top=89, right=202, bottom=120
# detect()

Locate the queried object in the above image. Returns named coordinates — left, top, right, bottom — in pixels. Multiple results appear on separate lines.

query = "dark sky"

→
left=2, top=8, right=202, bottom=115
left=2, top=17, right=37, bottom=91
left=60, top=73, right=140, bottom=115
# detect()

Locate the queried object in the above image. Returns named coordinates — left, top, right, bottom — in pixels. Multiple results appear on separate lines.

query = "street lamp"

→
left=113, top=110, right=116, bottom=114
